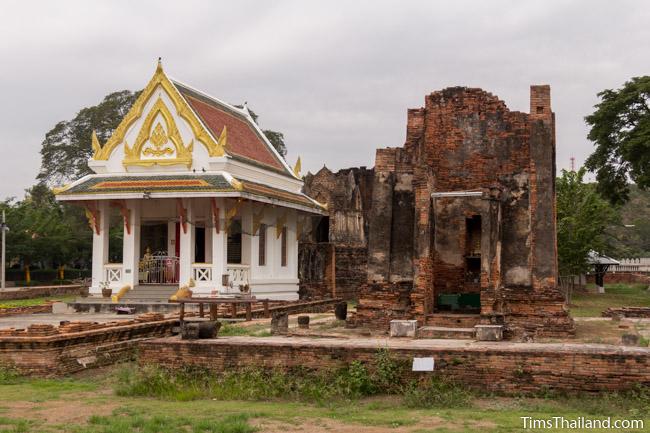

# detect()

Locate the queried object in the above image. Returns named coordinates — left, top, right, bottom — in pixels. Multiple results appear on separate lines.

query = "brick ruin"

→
left=300, top=167, right=374, bottom=300
left=302, top=85, right=574, bottom=338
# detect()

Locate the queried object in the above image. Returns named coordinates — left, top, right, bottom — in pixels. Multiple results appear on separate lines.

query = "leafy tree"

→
left=556, top=168, right=620, bottom=275
left=235, top=105, right=288, bottom=157
left=1, top=184, right=91, bottom=269
left=584, top=76, right=650, bottom=205
left=38, top=90, right=140, bottom=186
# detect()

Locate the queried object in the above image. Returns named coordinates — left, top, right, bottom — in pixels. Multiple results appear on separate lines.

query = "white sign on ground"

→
left=412, top=357, right=435, bottom=371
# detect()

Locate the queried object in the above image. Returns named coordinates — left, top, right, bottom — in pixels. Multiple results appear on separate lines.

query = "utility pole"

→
left=1, top=210, right=6, bottom=290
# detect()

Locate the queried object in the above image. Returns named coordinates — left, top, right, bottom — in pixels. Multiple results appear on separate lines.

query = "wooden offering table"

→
left=171, top=297, right=270, bottom=326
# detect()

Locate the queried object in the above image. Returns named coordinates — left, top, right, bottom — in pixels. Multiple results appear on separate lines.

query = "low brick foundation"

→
left=139, top=336, right=650, bottom=394
left=587, top=273, right=650, bottom=286
left=0, top=304, right=53, bottom=317
left=0, top=284, right=88, bottom=301
left=603, top=307, right=650, bottom=318
left=0, top=315, right=176, bottom=376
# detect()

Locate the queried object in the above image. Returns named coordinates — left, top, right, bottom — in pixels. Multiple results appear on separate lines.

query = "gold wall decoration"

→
left=229, top=177, right=244, bottom=191
left=252, top=206, right=266, bottom=235
left=144, top=123, right=173, bottom=156
left=123, top=97, right=193, bottom=168
left=84, top=203, right=101, bottom=235
left=276, top=210, right=287, bottom=239
left=210, top=198, right=220, bottom=234
left=92, top=60, right=225, bottom=161
left=225, top=200, right=241, bottom=233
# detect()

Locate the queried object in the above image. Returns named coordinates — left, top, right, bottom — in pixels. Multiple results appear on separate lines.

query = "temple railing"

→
left=192, top=263, right=212, bottom=285
left=104, top=264, right=123, bottom=286
left=139, top=255, right=179, bottom=284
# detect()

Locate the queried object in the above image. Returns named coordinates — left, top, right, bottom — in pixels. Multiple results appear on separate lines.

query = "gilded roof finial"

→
left=156, top=57, right=163, bottom=73
left=293, top=156, right=302, bottom=177
left=91, top=130, right=102, bottom=158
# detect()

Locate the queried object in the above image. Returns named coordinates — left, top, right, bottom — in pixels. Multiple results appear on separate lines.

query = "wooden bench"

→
left=170, top=297, right=270, bottom=327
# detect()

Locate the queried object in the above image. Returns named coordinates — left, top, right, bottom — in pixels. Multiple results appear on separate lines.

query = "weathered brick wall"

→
left=139, top=337, right=650, bottom=395
left=0, top=317, right=176, bottom=376
left=351, top=282, right=412, bottom=329
left=298, top=242, right=334, bottom=299
left=302, top=167, right=373, bottom=300
left=334, top=245, right=367, bottom=300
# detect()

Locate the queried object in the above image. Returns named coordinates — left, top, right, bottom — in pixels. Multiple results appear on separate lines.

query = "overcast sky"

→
left=0, top=0, right=648, bottom=199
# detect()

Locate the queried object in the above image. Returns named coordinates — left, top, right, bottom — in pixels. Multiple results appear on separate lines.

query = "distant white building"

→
left=54, top=61, right=325, bottom=300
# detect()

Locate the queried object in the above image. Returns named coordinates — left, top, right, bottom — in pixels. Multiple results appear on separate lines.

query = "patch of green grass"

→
left=571, top=283, right=650, bottom=317
left=0, top=376, right=97, bottom=402
left=115, top=350, right=471, bottom=409
left=218, top=323, right=271, bottom=337
left=0, top=416, right=31, bottom=433
left=4, top=362, right=650, bottom=432
left=0, top=296, right=75, bottom=309
left=73, top=407, right=256, bottom=433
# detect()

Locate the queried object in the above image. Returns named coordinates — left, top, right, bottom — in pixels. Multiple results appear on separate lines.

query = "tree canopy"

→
left=585, top=76, right=650, bottom=205
left=1, top=184, right=91, bottom=268
left=556, top=168, right=620, bottom=275
left=38, top=90, right=140, bottom=186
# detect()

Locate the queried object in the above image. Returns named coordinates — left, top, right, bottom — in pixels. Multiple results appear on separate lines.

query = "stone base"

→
left=475, top=324, right=503, bottom=341
left=389, top=320, right=417, bottom=337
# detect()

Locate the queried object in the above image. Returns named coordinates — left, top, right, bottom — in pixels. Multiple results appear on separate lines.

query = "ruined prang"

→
left=303, top=85, right=574, bottom=338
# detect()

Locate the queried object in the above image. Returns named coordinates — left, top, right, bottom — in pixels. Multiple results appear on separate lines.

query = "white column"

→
left=241, top=202, right=252, bottom=266
left=288, top=210, right=298, bottom=278
left=179, top=199, right=195, bottom=286
left=211, top=199, right=226, bottom=292
left=91, top=201, right=110, bottom=295
left=205, top=226, right=213, bottom=264
left=121, top=200, right=141, bottom=288
left=167, top=221, right=176, bottom=257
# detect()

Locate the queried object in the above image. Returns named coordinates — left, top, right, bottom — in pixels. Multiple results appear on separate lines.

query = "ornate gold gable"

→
left=92, top=60, right=226, bottom=162
left=123, top=97, right=193, bottom=168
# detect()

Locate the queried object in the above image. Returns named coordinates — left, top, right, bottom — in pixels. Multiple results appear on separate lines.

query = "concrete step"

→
left=425, top=313, right=481, bottom=328
left=122, top=285, right=178, bottom=301
left=67, top=301, right=182, bottom=314
left=417, top=326, right=475, bottom=339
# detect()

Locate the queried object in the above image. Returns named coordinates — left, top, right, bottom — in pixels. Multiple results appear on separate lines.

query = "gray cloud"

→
left=1, top=0, right=649, bottom=198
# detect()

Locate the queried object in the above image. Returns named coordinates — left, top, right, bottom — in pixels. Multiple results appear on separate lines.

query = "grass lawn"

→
left=0, top=296, right=76, bottom=310
left=571, top=283, right=650, bottom=317
left=0, top=366, right=649, bottom=432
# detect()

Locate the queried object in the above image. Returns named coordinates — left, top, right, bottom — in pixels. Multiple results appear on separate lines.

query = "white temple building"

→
left=55, top=61, right=324, bottom=300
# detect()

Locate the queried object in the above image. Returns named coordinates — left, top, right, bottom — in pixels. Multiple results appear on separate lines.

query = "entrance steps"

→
left=425, top=313, right=481, bottom=328
left=122, top=285, right=178, bottom=301
left=67, top=284, right=182, bottom=314
left=417, top=326, right=476, bottom=339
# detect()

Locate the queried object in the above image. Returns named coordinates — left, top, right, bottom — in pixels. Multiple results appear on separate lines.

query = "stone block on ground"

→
left=389, top=319, right=417, bottom=337
left=475, top=324, right=504, bottom=341
left=335, top=302, right=348, bottom=320
left=271, top=312, right=289, bottom=335
left=622, top=333, right=640, bottom=346
left=297, top=315, right=310, bottom=329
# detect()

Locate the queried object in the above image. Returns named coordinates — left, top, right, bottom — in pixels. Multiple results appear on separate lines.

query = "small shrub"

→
left=373, top=348, right=407, bottom=394
left=0, top=365, right=22, bottom=384
left=403, top=376, right=472, bottom=409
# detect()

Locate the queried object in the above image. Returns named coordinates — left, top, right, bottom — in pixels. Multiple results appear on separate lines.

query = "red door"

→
left=175, top=222, right=180, bottom=257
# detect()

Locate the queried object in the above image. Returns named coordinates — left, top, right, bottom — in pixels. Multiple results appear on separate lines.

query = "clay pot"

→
left=101, top=288, right=112, bottom=298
